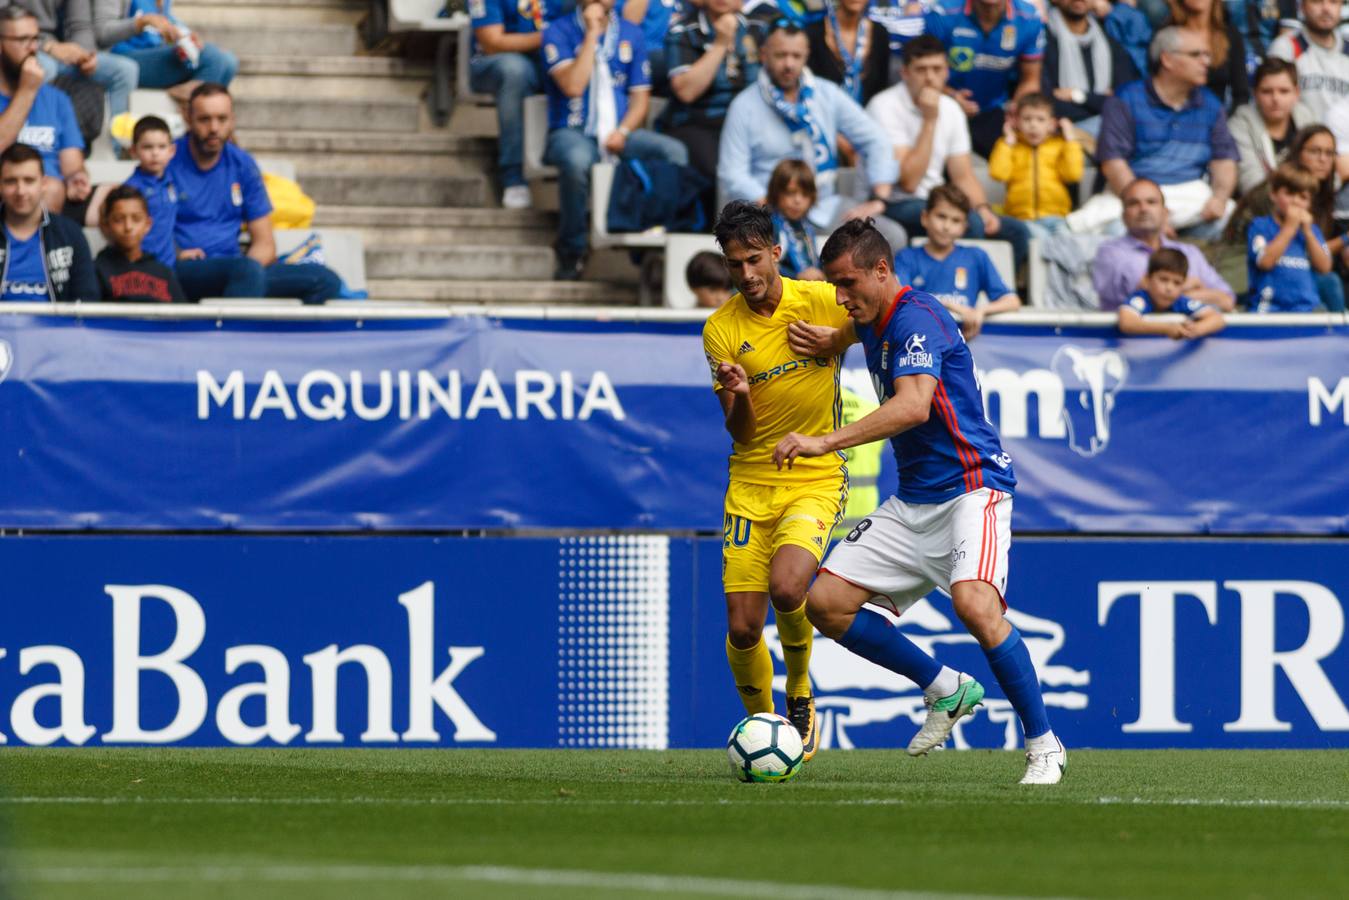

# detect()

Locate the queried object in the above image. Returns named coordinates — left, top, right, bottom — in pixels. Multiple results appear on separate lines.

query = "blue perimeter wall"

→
left=0, top=311, right=1345, bottom=749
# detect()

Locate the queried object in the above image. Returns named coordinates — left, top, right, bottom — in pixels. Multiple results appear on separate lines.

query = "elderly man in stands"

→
left=171, top=84, right=341, bottom=303
left=1092, top=177, right=1235, bottom=311
left=0, top=6, right=89, bottom=213
left=542, top=0, right=688, bottom=280
left=23, top=0, right=138, bottom=133
left=1067, top=25, right=1238, bottom=239
left=924, top=0, right=1046, bottom=159
left=92, top=1, right=239, bottom=90
left=717, top=19, right=904, bottom=248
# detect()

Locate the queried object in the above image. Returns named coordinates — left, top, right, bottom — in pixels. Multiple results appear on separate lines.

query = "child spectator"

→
left=766, top=159, right=824, bottom=281
left=892, top=185, right=1021, bottom=339
left=1247, top=162, right=1333, bottom=312
left=1117, top=247, right=1225, bottom=338
left=96, top=184, right=187, bottom=302
left=685, top=250, right=733, bottom=308
left=122, top=115, right=178, bottom=269
left=988, top=93, right=1085, bottom=238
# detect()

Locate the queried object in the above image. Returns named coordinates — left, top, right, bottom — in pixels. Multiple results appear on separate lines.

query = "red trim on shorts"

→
left=977, top=489, right=996, bottom=582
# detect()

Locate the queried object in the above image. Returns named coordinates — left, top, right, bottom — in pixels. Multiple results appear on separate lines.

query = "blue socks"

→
left=838, top=608, right=941, bottom=690
left=983, top=626, right=1052, bottom=740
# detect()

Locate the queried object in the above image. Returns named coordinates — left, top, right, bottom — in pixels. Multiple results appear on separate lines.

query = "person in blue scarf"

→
left=806, top=0, right=892, bottom=106
left=767, top=159, right=825, bottom=278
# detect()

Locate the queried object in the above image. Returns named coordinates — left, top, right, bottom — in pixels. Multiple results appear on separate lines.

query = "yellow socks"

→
left=725, top=635, right=774, bottom=715
left=775, top=598, right=814, bottom=698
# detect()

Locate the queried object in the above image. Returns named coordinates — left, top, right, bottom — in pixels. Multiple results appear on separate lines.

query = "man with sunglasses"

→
left=718, top=19, right=906, bottom=249
left=0, top=6, right=88, bottom=214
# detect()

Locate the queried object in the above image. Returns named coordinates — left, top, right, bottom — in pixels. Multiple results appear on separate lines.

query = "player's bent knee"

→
left=727, top=620, right=764, bottom=649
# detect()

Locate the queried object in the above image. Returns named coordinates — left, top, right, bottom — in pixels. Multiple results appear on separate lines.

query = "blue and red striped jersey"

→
left=858, top=286, right=1016, bottom=504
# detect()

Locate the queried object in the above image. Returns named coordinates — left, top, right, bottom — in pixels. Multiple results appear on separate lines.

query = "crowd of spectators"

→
left=470, top=0, right=1349, bottom=315
left=0, top=2, right=346, bottom=304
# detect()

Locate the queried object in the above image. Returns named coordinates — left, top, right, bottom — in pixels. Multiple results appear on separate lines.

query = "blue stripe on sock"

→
left=984, top=626, right=1051, bottom=740
left=838, top=608, right=941, bottom=689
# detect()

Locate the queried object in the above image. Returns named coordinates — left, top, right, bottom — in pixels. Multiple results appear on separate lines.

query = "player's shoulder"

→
left=891, top=288, right=959, bottom=339
left=785, top=277, right=837, bottom=307
left=702, top=295, right=744, bottom=335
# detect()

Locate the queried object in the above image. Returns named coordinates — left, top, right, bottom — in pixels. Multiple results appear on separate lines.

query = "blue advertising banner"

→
left=1, top=535, right=1345, bottom=750
left=0, top=314, right=1345, bottom=533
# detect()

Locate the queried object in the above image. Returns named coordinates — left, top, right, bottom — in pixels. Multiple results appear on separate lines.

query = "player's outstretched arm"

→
left=787, top=320, right=857, bottom=358
left=773, top=374, right=935, bottom=469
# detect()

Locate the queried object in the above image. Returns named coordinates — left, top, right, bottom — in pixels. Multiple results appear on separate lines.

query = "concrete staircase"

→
left=178, top=0, right=639, bottom=304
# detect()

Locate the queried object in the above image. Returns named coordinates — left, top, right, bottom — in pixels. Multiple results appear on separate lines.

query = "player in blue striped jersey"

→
left=773, top=218, right=1065, bottom=784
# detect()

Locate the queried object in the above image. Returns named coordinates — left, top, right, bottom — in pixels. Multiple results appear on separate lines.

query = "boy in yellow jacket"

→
left=988, top=93, right=1086, bottom=239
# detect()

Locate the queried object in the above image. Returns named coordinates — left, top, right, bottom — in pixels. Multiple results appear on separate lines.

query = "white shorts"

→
left=820, top=488, right=1012, bottom=616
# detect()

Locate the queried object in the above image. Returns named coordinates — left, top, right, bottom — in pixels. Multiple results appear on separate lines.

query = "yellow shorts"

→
left=722, top=475, right=848, bottom=593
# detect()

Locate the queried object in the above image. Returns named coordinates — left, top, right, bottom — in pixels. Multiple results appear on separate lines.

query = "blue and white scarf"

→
left=757, top=68, right=837, bottom=191
left=773, top=211, right=820, bottom=278
left=826, top=1, right=870, bottom=103
left=582, top=10, right=623, bottom=160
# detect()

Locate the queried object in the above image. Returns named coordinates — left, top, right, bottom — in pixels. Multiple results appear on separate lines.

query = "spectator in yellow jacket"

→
left=988, top=93, right=1086, bottom=238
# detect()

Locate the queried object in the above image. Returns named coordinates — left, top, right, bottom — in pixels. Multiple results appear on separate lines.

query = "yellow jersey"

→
left=702, top=277, right=852, bottom=485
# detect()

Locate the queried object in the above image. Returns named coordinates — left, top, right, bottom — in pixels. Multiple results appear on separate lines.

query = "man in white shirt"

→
left=868, top=34, right=1030, bottom=269
left=1269, top=0, right=1349, bottom=119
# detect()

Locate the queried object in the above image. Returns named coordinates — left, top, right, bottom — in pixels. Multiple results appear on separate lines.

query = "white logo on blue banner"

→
left=765, top=598, right=1090, bottom=750
left=0, top=338, right=10, bottom=384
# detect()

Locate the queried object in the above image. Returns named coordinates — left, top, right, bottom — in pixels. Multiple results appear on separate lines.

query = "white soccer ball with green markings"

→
left=726, top=712, right=804, bottom=783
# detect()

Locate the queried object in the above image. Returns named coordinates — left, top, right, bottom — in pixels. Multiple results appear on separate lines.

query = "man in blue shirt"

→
left=924, top=0, right=1045, bottom=158
left=542, top=0, right=688, bottom=279
left=1071, top=26, right=1238, bottom=239
left=0, top=6, right=89, bottom=214
left=170, top=84, right=341, bottom=303
left=469, top=0, right=554, bottom=210
left=772, top=218, right=1065, bottom=785
left=0, top=142, right=97, bottom=301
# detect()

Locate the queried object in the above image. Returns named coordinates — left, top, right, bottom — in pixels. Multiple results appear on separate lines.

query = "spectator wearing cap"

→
left=923, top=0, right=1046, bottom=159
left=170, top=84, right=342, bottom=303
left=1068, top=25, right=1238, bottom=239
left=717, top=20, right=905, bottom=248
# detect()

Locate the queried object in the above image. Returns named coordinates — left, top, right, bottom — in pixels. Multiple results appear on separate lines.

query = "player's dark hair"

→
left=714, top=200, right=776, bottom=252
left=1146, top=247, right=1188, bottom=278
left=766, top=159, right=816, bottom=209
left=926, top=184, right=970, bottom=216
left=101, top=184, right=149, bottom=221
left=1016, top=92, right=1054, bottom=115
left=0, top=142, right=42, bottom=173
left=902, top=33, right=946, bottom=67
left=132, top=115, right=172, bottom=146
left=820, top=218, right=892, bottom=272
left=685, top=251, right=732, bottom=291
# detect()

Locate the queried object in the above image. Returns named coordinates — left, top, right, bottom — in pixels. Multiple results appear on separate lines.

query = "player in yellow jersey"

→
left=701, top=201, right=852, bottom=760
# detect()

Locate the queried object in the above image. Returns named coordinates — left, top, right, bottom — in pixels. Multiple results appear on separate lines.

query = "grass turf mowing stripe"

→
left=3, top=795, right=1348, bottom=810
left=12, top=863, right=1079, bottom=899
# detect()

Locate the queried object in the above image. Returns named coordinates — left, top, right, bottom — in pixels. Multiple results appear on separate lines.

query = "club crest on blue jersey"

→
left=1001, top=24, right=1016, bottom=51
left=954, top=267, right=967, bottom=290
left=619, top=40, right=632, bottom=63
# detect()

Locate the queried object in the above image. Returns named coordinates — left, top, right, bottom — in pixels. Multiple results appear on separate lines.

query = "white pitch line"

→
left=12, top=862, right=1077, bottom=900
left=1, top=795, right=1346, bottom=810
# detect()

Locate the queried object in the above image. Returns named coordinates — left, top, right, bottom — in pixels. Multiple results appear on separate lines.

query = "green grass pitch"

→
left=1, top=748, right=1346, bottom=899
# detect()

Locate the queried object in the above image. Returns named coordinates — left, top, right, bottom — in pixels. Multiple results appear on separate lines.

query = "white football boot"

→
left=1020, top=735, right=1067, bottom=785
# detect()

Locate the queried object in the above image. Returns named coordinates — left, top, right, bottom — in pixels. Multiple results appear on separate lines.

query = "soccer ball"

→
left=726, top=712, right=804, bottom=783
